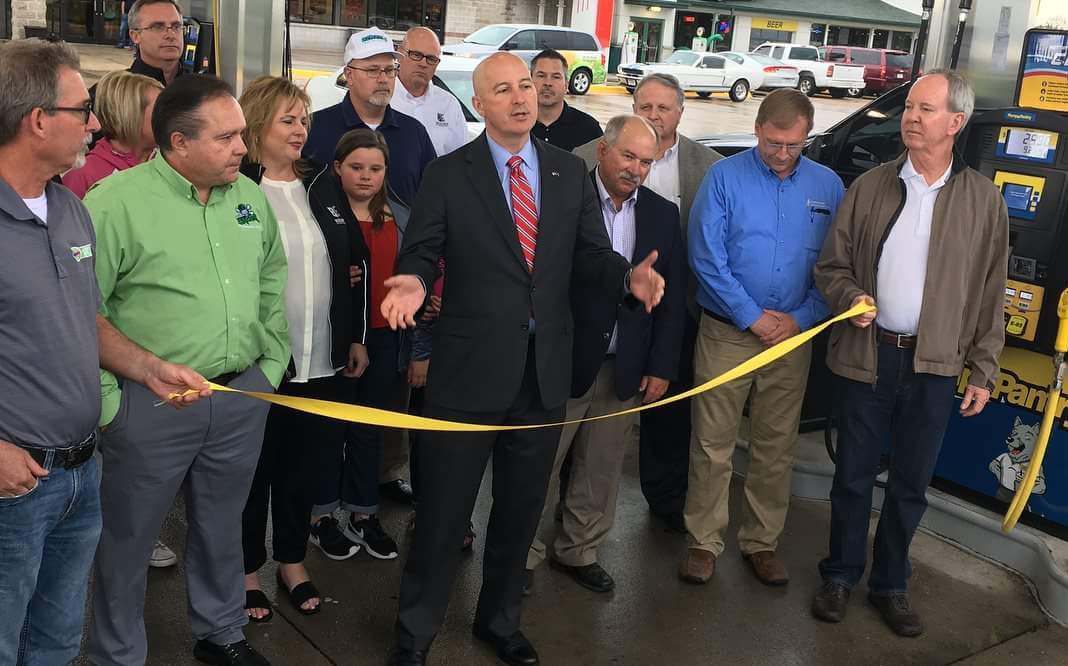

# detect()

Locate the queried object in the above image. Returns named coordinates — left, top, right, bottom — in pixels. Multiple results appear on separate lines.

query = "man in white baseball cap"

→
left=304, top=26, right=436, bottom=207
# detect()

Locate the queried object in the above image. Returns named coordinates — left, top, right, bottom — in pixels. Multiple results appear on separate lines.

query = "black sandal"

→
left=276, top=569, right=321, bottom=616
left=244, top=589, right=273, bottom=623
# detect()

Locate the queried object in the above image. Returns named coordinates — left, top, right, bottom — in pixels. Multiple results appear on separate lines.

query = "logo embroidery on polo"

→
left=437, top=112, right=446, bottom=123
left=235, top=203, right=261, bottom=228
left=70, top=244, right=93, bottom=262
left=326, top=205, right=345, bottom=224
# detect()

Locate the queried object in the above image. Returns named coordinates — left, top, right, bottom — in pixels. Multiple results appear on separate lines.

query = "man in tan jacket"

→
left=811, top=70, right=1008, bottom=638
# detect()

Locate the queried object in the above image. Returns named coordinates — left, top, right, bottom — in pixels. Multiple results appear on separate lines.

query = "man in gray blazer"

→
left=573, top=72, right=720, bottom=532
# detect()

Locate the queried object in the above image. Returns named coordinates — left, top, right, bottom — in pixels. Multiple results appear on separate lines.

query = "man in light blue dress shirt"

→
left=680, top=89, right=845, bottom=586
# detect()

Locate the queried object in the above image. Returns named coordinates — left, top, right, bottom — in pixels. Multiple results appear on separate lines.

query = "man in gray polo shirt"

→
left=0, top=40, right=210, bottom=665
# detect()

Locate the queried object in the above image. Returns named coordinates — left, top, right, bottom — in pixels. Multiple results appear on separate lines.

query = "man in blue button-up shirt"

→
left=680, top=89, right=844, bottom=587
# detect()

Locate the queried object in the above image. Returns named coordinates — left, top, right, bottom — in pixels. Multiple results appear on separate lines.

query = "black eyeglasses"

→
left=402, top=48, right=441, bottom=66
left=44, top=102, right=94, bottom=124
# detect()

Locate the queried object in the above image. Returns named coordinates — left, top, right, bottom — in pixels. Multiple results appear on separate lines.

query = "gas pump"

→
left=181, top=15, right=215, bottom=75
left=933, top=28, right=1068, bottom=536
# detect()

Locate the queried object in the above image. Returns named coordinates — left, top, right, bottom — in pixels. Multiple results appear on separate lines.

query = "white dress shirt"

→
left=642, top=134, right=681, bottom=211
left=259, top=176, right=338, bottom=382
left=390, top=77, right=468, bottom=157
left=875, top=156, right=952, bottom=335
left=595, top=168, right=638, bottom=354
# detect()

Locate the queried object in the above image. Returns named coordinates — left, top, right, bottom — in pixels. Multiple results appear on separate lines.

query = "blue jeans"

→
left=0, top=454, right=101, bottom=665
left=819, top=343, right=956, bottom=594
left=315, top=327, right=403, bottom=515
left=117, top=13, right=130, bottom=47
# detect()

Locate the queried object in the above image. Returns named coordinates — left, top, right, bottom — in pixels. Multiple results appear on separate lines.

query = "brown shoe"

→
left=678, top=548, right=715, bottom=584
left=743, top=550, right=789, bottom=586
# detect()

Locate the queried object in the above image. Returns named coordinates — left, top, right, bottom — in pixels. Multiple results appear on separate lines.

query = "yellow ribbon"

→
left=201, top=303, right=874, bottom=432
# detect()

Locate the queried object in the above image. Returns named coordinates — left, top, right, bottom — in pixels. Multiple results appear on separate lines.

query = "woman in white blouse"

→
left=236, top=76, right=371, bottom=621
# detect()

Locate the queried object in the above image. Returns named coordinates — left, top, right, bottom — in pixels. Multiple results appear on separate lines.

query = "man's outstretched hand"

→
left=630, top=251, right=665, bottom=313
left=381, top=275, right=427, bottom=330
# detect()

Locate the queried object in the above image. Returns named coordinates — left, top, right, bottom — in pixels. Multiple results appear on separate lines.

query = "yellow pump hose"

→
left=1003, top=288, right=1068, bottom=532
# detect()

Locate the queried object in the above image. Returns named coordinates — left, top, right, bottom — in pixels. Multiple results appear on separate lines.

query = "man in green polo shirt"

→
left=85, top=74, right=288, bottom=666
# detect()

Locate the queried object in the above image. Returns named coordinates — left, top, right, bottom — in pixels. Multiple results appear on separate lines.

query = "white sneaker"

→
left=150, top=540, right=178, bottom=568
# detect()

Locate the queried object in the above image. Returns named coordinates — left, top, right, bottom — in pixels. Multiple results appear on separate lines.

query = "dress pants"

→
left=87, top=367, right=272, bottom=666
left=818, top=343, right=957, bottom=593
left=527, top=360, right=639, bottom=569
left=684, top=314, right=811, bottom=557
left=242, top=374, right=345, bottom=572
left=639, top=313, right=698, bottom=519
left=395, top=342, right=564, bottom=650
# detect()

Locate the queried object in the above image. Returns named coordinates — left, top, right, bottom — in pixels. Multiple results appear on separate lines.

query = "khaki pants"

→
left=527, top=360, right=639, bottom=569
left=684, top=314, right=811, bottom=557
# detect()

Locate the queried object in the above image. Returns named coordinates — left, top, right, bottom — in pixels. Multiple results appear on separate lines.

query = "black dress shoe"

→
left=386, top=646, right=428, bottom=665
left=380, top=479, right=414, bottom=505
left=549, top=559, right=615, bottom=593
left=811, top=580, right=851, bottom=623
left=472, top=627, right=539, bottom=666
left=193, top=639, right=269, bottom=666
left=868, top=591, right=924, bottom=637
left=522, top=568, right=534, bottom=596
left=650, top=508, right=686, bottom=534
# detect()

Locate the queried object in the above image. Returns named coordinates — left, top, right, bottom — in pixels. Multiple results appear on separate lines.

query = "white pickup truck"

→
left=752, top=43, right=866, bottom=98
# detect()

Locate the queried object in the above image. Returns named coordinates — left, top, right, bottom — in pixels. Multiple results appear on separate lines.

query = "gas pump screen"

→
left=996, top=127, right=1058, bottom=164
left=993, top=171, right=1046, bottom=221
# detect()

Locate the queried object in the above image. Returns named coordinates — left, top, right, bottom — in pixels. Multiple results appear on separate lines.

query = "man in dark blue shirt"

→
left=304, top=27, right=436, bottom=207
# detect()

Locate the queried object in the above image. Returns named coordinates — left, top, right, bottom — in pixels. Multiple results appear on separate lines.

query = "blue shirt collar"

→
left=341, top=95, right=399, bottom=129
left=487, top=134, right=538, bottom=175
left=750, top=146, right=805, bottom=182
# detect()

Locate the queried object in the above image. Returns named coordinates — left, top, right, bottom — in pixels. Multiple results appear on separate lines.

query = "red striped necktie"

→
left=507, top=155, right=538, bottom=272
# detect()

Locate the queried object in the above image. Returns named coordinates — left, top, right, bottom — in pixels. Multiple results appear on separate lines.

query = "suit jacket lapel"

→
left=467, top=133, right=527, bottom=272
left=532, top=139, right=562, bottom=278
left=633, top=186, right=656, bottom=264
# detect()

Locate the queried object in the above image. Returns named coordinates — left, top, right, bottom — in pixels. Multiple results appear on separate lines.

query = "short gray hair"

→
left=634, top=73, right=684, bottom=109
left=129, top=0, right=183, bottom=30
left=0, top=39, right=81, bottom=148
left=602, top=114, right=658, bottom=149
left=924, top=68, right=975, bottom=124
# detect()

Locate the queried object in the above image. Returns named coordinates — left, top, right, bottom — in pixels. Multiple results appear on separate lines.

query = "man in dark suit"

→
left=525, top=115, right=686, bottom=595
left=574, top=73, right=722, bottom=532
left=379, top=53, right=666, bottom=666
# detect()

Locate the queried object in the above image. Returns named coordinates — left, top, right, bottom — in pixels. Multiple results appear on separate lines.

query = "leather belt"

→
left=17, top=431, right=97, bottom=470
left=877, top=328, right=917, bottom=349
left=701, top=308, right=735, bottom=327
left=210, top=370, right=244, bottom=386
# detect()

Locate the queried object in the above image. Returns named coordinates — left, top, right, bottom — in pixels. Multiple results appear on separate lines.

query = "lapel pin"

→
left=551, top=171, right=560, bottom=177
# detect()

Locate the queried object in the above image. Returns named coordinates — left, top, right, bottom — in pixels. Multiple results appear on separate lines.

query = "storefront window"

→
left=289, top=0, right=333, bottom=24
left=340, top=0, right=367, bottom=26
left=291, top=0, right=445, bottom=36
left=368, top=0, right=397, bottom=29
left=872, top=29, right=889, bottom=49
left=809, top=23, right=826, bottom=47
left=827, top=25, right=870, bottom=48
left=891, top=31, right=913, bottom=52
left=749, top=28, right=792, bottom=51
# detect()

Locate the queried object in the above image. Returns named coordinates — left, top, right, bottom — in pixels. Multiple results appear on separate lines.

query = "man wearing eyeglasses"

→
left=390, top=27, right=467, bottom=157
left=304, top=27, right=436, bottom=207
left=126, top=0, right=184, bottom=86
left=681, top=88, right=844, bottom=586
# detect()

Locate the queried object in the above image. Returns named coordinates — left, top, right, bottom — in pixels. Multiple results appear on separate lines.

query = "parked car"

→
left=617, top=50, right=761, bottom=102
left=304, top=55, right=485, bottom=140
left=719, top=51, right=799, bottom=92
left=441, top=24, right=606, bottom=94
left=751, top=42, right=866, bottom=97
left=818, top=46, right=913, bottom=97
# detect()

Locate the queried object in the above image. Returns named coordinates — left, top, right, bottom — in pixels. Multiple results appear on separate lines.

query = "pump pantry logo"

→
left=962, top=368, right=1068, bottom=430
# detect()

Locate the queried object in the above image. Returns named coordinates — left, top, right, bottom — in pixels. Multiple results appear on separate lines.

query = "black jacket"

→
left=241, top=161, right=377, bottom=380
left=570, top=176, right=687, bottom=400
left=396, top=133, right=632, bottom=412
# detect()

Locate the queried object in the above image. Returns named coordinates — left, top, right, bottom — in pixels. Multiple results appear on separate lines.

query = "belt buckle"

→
left=893, top=333, right=908, bottom=349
